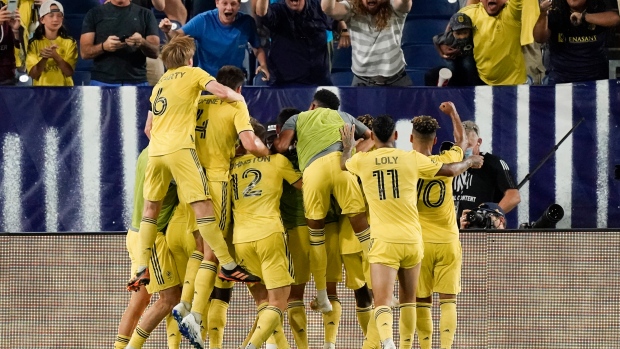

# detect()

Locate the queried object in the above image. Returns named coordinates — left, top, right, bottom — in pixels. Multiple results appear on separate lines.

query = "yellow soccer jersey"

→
left=230, top=153, right=302, bottom=244
left=195, top=95, right=253, bottom=181
left=345, top=148, right=442, bottom=244
left=26, top=36, right=78, bottom=86
left=149, top=66, right=215, bottom=157
left=417, top=146, right=463, bottom=244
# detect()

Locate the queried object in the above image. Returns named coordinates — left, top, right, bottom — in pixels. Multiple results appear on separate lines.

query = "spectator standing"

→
left=160, top=0, right=269, bottom=80
left=533, top=0, right=620, bottom=84
left=452, top=120, right=521, bottom=221
left=26, top=0, right=77, bottom=86
left=321, top=0, right=412, bottom=86
left=0, top=1, right=22, bottom=85
left=255, top=0, right=333, bottom=86
left=460, top=0, right=539, bottom=85
left=80, top=0, right=159, bottom=86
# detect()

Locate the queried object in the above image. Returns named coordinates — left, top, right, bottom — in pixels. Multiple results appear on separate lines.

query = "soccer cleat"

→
left=172, top=303, right=190, bottom=337
left=310, top=297, right=333, bottom=314
left=180, top=313, right=204, bottom=349
left=126, top=267, right=150, bottom=292
left=218, top=265, right=261, bottom=283
left=380, top=339, right=396, bottom=349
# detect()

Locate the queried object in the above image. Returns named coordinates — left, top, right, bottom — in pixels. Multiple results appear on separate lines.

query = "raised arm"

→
left=339, top=124, right=356, bottom=170
left=574, top=9, right=620, bottom=27
left=391, top=0, right=412, bottom=14
left=255, top=0, right=269, bottom=17
left=533, top=0, right=552, bottom=43
left=439, top=101, right=467, bottom=151
left=239, top=130, right=270, bottom=157
left=321, top=0, right=350, bottom=20
left=159, top=18, right=185, bottom=41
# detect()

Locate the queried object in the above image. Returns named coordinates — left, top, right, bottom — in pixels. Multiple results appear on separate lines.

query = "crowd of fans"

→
left=0, top=0, right=618, bottom=87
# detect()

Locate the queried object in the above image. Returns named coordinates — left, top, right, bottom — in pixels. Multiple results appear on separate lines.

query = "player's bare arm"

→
left=437, top=154, right=483, bottom=177
left=273, top=129, right=295, bottom=154
left=439, top=101, right=467, bottom=151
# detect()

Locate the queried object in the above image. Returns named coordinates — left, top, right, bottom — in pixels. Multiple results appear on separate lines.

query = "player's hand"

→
left=103, top=35, right=125, bottom=52
left=460, top=209, right=471, bottom=229
left=468, top=154, right=484, bottom=169
left=126, top=32, right=144, bottom=47
left=159, top=18, right=173, bottom=33
left=340, top=124, right=356, bottom=150
left=539, top=0, right=552, bottom=12
left=439, top=101, right=456, bottom=115
left=256, top=65, right=270, bottom=81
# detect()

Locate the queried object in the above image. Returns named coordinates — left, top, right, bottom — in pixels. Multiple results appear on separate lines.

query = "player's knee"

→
left=159, top=286, right=182, bottom=310
left=211, top=286, right=232, bottom=303
left=354, top=284, right=373, bottom=308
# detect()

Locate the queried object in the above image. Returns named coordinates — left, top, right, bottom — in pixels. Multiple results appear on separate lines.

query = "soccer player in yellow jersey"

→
left=412, top=102, right=468, bottom=349
left=231, top=121, right=302, bottom=349
left=174, top=66, right=269, bottom=349
left=128, top=37, right=258, bottom=295
left=340, top=115, right=483, bottom=349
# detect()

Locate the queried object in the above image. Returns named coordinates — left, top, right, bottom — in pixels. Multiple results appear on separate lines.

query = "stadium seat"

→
left=406, top=69, right=427, bottom=86
left=332, top=44, right=352, bottom=73
left=401, top=18, right=449, bottom=46
left=331, top=71, right=353, bottom=86
left=409, top=0, right=459, bottom=18
left=73, top=71, right=92, bottom=86
left=402, top=44, right=444, bottom=70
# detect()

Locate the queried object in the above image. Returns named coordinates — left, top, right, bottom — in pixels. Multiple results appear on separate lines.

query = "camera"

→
left=465, top=207, right=501, bottom=229
left=519, top=204, right=564, bottom=229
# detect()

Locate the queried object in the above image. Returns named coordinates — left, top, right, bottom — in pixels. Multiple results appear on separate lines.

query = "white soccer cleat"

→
left=381, top=339, right=396, bottom=349
left=310, top=297, right=333, bottom=314
left=180, top=313, right=204, bottom=349
left=324, top=342, right=336, bottom=349
left=172, top=302, right=190, bottom=336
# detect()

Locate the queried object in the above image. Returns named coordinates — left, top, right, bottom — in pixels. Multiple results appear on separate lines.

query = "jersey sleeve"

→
left=414, top=151, right=443, bottom=178
left=194, top=68, right=216, bottom=89
left=234, top=106, right=253, bottom=134
left=277, top=154, right=303, bottom=185
left=345, top=153, right=361, bottom=176
left=281, top=113, right=299, bottom=132
left=437, top=146, right=464, bottom=163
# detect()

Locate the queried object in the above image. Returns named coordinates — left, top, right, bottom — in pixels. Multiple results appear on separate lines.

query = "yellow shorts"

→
left=234, top=232, right=294, bottom=290
left=368, top=239, right=423, bottom=270
left=165, top=203, right=197, bottom=282
left=287, top=226, right=310, bottom=285
left=325, top=222, right=342, bottom=283
left=302, top=152, right=366, bottom=220
left=341, top=252, right=368, bottom=290
left=143, top=148, right=209, bottom=204
left=417, top=241, right=462, bottom=298
left=127, top=230, right=180, bottom=294
left=207, top=180, right=232, bottom=238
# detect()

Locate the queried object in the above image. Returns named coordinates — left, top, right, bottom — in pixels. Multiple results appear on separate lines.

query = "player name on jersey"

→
left=375, top=156, right=399, bottom=165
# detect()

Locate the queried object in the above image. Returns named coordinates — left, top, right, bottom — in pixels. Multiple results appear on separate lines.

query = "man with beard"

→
left=160, top=0, right=269, bottom=80
left=321, top=0, right=412, bottom=86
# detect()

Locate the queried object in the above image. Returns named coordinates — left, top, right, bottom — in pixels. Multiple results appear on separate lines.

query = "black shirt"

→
left=82, top=2, right=158, bottom=83
left=452, top=152, right=517, bottom=219
left=547, top=0, right=617, bottom=83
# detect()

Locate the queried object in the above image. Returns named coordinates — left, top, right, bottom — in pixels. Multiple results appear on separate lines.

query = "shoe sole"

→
left=172, top=309, right=190, bottom=339
left=182, top=324, right=204, bottom=349
left=125, top=278, right=150, bottom=292
left=217, top=272, right=260, bottom=284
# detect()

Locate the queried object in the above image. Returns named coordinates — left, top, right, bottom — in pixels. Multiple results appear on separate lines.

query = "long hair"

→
left=349, top=0, right=393, bottom=31
left=30, top=22, right=73, bottom=42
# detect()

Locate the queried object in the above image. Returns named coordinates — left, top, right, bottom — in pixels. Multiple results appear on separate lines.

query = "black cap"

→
left=449, top=13, right=473, bottom=31
left=479, top=202, right=505, bottom=217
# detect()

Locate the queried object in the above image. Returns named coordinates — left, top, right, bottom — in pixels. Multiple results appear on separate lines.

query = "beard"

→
left=354, top=0, right=392, bottom=30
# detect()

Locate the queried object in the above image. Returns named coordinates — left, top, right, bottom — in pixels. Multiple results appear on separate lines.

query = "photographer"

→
left=459, top=202, right=506, bottom=229
left=453, top=120, right=521, bottom=220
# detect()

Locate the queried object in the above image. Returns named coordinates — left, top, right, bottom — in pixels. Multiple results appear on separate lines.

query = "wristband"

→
left=101, top=42, right=106, bottom=52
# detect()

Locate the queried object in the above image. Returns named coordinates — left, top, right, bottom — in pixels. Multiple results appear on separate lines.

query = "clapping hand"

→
left=40, top=44, right=59, bottom=59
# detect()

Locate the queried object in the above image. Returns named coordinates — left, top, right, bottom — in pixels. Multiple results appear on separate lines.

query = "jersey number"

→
left=152, top=87, right=168, bottom=116
left=372, top=169, right=399, bottom=200
left=195, top=110, right=207, bottom=139
left=231, top=169, right=263, bottom=199
left=416, top=179, right=446, bottom=208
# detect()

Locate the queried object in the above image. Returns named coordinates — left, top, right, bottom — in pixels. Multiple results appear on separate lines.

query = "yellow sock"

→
left=362, top=309, right=380, bottom=349
left=323, top=297, right=342, bottom=345
left=399, top=303, right=416, bottom=349
left=127, top=325, right=150, bottom=349
left=416, top=302, right=433, bottom=349
left=439, top=299, right=457, bottom=349
left=181, top=251, right=203, bottom=304
left=356, top=306, right=372, bottom=336
left=287, top=300, right=308, bottom=349
left=374, top=306, right=393, bottom=343
left=273, top=319, right=290, bottom=349
left=113, top=334, right=130, bottom=349
left=165, top=314, right=181, bottom=349
left=208, top=299, right=229, bottom=349
left=137, top=219, right=158, bottom=268
left=242, top=302, right=268, bottom=348
left=201, top=300, right=211, bottom=341
left=309, top=227, right=327, bottom=290
left=191, top=260, right=218, bottom=318
left=197, top=217, right=234, bottom=266
left=249, top=306, right=283, bottom=348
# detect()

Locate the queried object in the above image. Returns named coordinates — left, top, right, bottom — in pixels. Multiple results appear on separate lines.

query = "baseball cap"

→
left=449, top=13, right=472, bottom=31
left=478, top=202, right=505, bottom=217
left=265, top=121, right=277, bottom=138
left=39, top=0, right=65, bottom=18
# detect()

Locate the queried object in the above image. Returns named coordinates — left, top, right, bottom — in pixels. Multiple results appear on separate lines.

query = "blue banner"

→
left=0, top=83, right=619, bottom=231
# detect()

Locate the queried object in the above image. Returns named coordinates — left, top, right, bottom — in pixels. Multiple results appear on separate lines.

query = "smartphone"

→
left=7, top=0, right=18, bottom=14
left=119, top=35, right=130, bottom=42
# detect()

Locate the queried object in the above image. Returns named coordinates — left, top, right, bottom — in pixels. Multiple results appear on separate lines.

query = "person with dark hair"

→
left=273, top=89, right=373, bottom=317
left=410, top=102, right=469, bottom=349
left=0, top=1, right=22, bottom=85
left=452, top=120, right=521, bottom=221
left=171, top=65, right=269, bottom=349
left=340, top=114, right=482, bottom=349
left=356, top=114, right=374, bottom=129
left=26, top=0, right=76, bottom=86
left=533, top=0, right=620, bottom=84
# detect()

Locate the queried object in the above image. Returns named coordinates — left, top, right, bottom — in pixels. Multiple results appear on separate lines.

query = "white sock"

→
left=266, top=344, right=278, bottom=349
left=324, top=342, right=335, bottom=349
left=181, top=301, right=191, bottom=310
left=381, top=338, right=396, bottom=349
left=316, top=289, right=329, bottom=305
left=221, top=261, right=237, bottom=270
left=190, top=311, right=202, bottom=324
left=246, top=344, right=257, bottom=349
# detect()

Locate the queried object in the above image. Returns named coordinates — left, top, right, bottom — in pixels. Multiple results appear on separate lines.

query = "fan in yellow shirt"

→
left=341, top=115, right=483, bottom=349
left=25, top=1, right=77, bottom=86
